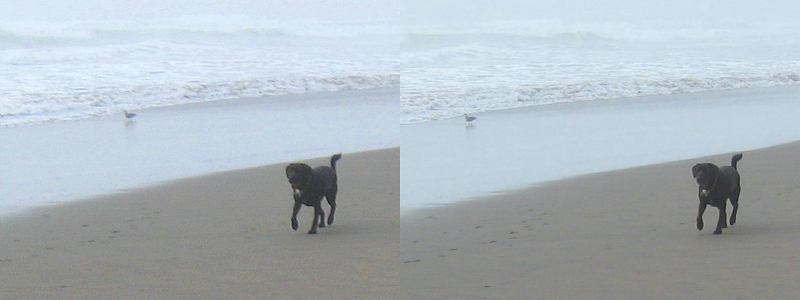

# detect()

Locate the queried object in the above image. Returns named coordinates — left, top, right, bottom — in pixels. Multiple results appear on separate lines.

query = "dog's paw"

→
left=308, top=229, right=317, bottom=234
left=319, top=223, right=326, bottom=228
left=291, top=218, right=299, bottom=231
left=696, top=221, right=704, bottom=231
left=327, top=215, right=334, bottom=225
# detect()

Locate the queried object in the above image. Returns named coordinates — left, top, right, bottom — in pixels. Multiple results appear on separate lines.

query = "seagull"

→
left=123, top=110, right=136, bottom=119
left=464, top=114, right=476, bottom=125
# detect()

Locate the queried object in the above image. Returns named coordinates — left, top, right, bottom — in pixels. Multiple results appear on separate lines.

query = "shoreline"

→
left=401, top=84, right=800, bottom=212
left=1, top=147, right=400, bottom=299
left=7, top=147, right=398, bottom=221
left=1, top=86, right=399, bottom=129
left=401, top=139, right=800, bottom=218
left=1, top=87, right=398, bottom=216
left=401, top=141, right=800, bottom=299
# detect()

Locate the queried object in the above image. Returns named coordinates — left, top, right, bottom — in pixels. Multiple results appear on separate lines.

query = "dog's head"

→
left=285, top=163, right=314, bottom=194
left=691, top=163, right=719, bottom=195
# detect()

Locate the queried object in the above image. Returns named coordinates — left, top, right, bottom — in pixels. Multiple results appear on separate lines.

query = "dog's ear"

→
left=286, top=163, right=307, bottom=178
left=286, top=163, right=314, bottom=182
left=691, top=164, right=700, bottom=177
left=298, top=164, right=313, bottom=174
left=286, top=164, right=299, bottom=177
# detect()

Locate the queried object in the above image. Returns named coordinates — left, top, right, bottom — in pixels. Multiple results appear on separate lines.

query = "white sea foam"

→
left=400, top=20, right=800, bottom=124
left=0, top=17, right=399, bottom=127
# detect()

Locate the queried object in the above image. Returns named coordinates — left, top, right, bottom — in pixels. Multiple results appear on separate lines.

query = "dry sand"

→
left=401, top=142, right=800, bottom=299
left=1, top=148, right=398, bottom=300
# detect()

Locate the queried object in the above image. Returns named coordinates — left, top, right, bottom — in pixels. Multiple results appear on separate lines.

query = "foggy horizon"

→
left=4, top=1, right=798, bottom=26
left=0, top=0, right=398, bottom=23
left=400, top=0, right=800, bottom=26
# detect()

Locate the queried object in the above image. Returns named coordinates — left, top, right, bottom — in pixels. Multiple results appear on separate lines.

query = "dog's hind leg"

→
left=729, top=191, right=740, bottom=226
left=318, top=205, right=326, bottom=229
left=326, top=192, right=337, bottom=226
left=308, top=206, right=319, bottom=234
left=309, top=204, right=324, bottom=234
left=714, top=203, right=727, bottom=235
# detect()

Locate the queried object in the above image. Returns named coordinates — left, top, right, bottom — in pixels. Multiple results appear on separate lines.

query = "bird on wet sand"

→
left=464, top=114, right=476, bottom=125
left=124, top=110, right=136, bottom=119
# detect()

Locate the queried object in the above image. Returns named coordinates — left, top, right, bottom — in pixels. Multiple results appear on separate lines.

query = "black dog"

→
left=285, top=154, right=341, bottom=234
left=691, top=153, right=743, bottom=234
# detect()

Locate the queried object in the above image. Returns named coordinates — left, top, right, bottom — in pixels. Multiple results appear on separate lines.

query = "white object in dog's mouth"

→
left=293, top=189, right=302, bottom=195
left=700, top=189, right=709, bottom=196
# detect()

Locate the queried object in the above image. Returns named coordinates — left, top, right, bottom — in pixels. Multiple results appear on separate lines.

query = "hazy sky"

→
left=0, top=0, right=398, bottom=22
left=400, top=0, right=800, bottom=25
left=2, top=0, right=796, bottom=26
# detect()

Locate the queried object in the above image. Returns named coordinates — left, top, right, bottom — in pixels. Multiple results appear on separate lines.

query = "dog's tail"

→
left=731, top=153, right=743, bottom=169
left=330, top=153, right=342, bottom=171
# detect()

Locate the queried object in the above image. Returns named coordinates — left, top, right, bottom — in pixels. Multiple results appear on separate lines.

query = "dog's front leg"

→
left=714, top=204, right=727, bottom=235
left=696, top=202, right=706, bottom=231
left=291, top=201, right=301, bottom=231
left=309, top=204, right=323, bottom=234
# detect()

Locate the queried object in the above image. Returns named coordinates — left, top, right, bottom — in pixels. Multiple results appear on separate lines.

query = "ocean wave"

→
left=1, top=74, right=398, bottom=127
left=0, top=17, right=398, bottom=48
left=0, top=26, right=293, bottom=48
left=400, top=19, right=795, bottom=47
left=401, top=19, right=800, bottom=125
left=0, top=15, right=398, bottom=128
left=401, top=73, right=800, bottom=124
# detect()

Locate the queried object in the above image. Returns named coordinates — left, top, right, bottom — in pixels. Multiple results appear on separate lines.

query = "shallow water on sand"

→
left=1, top=88, right=398, bottom=216
left=401, top=85, right=800, bottom=212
